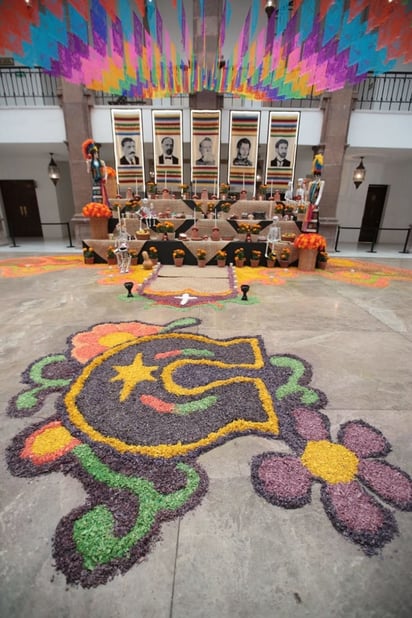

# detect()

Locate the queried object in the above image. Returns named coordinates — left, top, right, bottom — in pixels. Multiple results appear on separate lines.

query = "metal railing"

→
left=1, top=67, right=411, bottom=111
left=0, top=66, right=59, bottom=106
left=353, top=72, right=412, bottom=111
left=8, top=221, right=74, bottom=248
left=334, top=225, right=412, bottom=254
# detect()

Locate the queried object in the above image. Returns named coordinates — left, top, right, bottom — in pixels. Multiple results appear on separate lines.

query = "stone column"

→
left=58, top=80, right=94, bottom=244
left=189, top=0, right=224, bottom=110
left=317, top=86, right=356, bottom=248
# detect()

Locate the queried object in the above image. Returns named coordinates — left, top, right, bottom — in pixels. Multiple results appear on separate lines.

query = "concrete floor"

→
left=1, top=243, right=412, bottom=618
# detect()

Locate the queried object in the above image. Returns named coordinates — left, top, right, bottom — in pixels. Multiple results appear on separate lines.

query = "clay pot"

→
left=174, top=257, right=184, bottom=267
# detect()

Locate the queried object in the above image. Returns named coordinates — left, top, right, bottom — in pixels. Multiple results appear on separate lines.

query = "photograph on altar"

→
left=111, top=109, right=145, bottom=189
left=228, top=111, right=260, bottom=196
left=191, top=110, right=221, bottom=192
left=152, top=110, right=183, bottom=191
left=265, top=112, right=300, bottom=192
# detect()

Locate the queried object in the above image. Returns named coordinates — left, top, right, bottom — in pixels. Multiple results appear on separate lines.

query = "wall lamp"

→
left=48, top=152, right=60, bottom=186
left=353, top=156, right=366, bottom=189
left=265, top=0, right=277, bottom=19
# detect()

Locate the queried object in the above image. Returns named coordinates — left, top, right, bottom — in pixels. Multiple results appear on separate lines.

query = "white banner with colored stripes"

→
left=228, top=111, right=260, bottom=197
left=265, top=112, right=300, bottom=191
left=111, top=109, right=145, bottom=190
left=152, top=110, right=183, bottom=191
left=191, top=110, right=221, bottom=195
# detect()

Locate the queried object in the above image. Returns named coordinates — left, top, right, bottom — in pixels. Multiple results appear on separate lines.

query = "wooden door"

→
left=358, top=184, right=388, bottom=242
left=0, top=179, right=42, bottom=238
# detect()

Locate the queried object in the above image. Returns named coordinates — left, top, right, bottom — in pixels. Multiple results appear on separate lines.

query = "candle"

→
left=194, top=179, right=197, bottom=195
left=215, top=209, right=217, bottom=226
left=165, top=171, right=167, bottom=189
left=117, top=183, right=120, bottom=196
left=117, top=206, right=120, bottom=222
left=270, top=181, right=273, bottom=197
left=242, top=173, right=245, bottom=190
left=135, top=177, right=138, bottom=195
left=213, top=179, right=216, bottom=197
left=193, top=205, right=196, bottom=225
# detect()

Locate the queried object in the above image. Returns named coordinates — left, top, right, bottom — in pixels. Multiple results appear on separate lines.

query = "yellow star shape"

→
left=110, top=353, right=159, bottom=402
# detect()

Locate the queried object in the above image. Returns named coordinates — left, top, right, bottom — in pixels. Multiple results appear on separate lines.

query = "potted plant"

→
left=155, top=220, right=174, bottom=240
left=196, top=248, right=207, bottom=267
left=220, top=201, right=231, bottom=214
left=220, top=182, right=230, bottom=198
left=317, top=249, right=329, bottom=270
left=179, top=183, right=189, bottom=197
left=82, top=202, right=112, bottom=239
left=274, top=202, right=284, bottom=217
left=172, top=248, right=185, bottom=267
left=148, top=246, right=159, bottom=265
left=266, top=250, right=276, bottom=268
left=234, top=247, right=246, bottom=267
left=107, top=245, right=117, bottom=265
left=281, top=232, right=296, bottom=242
left=216, top=250, right=227, bottom=267
left=250, top=249, right=262, bottom=267
left=83, top=246, right=95, bottom=264
left=278, top=246, right=291, bottom=267
left=294, top=233, right=327, bottom=271
left=129, top=249, right=138, bottom=265
left=146, top=181, right=157, bottom=197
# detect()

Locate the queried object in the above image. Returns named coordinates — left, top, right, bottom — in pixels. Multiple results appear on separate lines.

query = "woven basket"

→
left=89, top=217, right=108, bottom=239
left=298, top=248, right=317, bottom=271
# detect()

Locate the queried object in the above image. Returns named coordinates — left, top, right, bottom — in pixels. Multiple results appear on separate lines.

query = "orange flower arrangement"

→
left=294, top=233, right=326, bottom=250
left=82, top=202, right=112, bottom=218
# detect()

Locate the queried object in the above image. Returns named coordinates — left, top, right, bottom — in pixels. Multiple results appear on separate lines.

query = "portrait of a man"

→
left=270, top=138, right=291, bottom=167
left=120, top=137, right=139, bottom=165
left=195, top=137, right=215, bottom=165
left=233, top=137, right=253, bottom=166
left=159, top=137, right=179, bottom=165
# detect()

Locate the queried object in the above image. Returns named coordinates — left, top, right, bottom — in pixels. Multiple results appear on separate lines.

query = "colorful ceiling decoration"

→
left=1, top=0, right=412, bottom=100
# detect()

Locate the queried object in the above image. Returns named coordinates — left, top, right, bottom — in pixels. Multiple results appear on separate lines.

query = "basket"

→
left=89, top=217, right=108, bottom=239
left=298, top=248, right=318, bottom=271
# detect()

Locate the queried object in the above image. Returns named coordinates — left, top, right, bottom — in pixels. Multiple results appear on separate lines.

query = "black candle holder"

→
left=124, top=281, right=134, bottom=297
left=240, top=284, right=250, bottom=301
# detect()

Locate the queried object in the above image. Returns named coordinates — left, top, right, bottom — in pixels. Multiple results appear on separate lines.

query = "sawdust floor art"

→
left=2, top=255, right=412, bottom=309
left=6, top=317, right=412, bottom=588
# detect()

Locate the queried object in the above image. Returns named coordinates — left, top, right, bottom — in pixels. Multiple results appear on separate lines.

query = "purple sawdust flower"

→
left=251, top=408, right=412, bottom=554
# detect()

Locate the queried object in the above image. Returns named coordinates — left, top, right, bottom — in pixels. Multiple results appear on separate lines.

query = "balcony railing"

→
left=0, top=66, right=59, bottom=106
left=0, top=67, right=411, bottom=111
left=353, top=72, right=412, bottom=112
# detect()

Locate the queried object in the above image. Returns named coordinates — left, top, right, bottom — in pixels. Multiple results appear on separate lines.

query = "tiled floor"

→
left=1, top=241, right=412, bottom=618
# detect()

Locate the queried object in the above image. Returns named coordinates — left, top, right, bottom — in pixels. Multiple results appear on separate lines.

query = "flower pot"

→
left=174, top=258, right=184, bottom=267
left=235, top=258, right=245, bottom=268
left=266, top=259, right=275, bottom=268
left=278, top=260, right=289, bottom=268
left=217, top=259, right=226, bottom=268
left=107, top=257, right=117, bottom=265
left=150, top=257, right=158, bottom=266
left=130, top=257, right=138, bottom=266
left=317, top=261, right=327, bottom=270
left=84, top=257, right=94, bottom=264
left=298, top=248, right=318, bottom=271
left=197, top=259, right=206, bottom=268
left=89, top=217, right=108, bottom=239
left=250, top=258, right=260, bottom=267
left=211, top=228, right=220, bottom=241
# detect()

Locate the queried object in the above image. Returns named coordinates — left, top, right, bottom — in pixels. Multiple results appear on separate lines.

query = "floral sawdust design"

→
left=5, top=320, right=412, bottom=587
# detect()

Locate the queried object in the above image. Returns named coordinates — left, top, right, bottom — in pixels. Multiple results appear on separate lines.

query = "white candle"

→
left=270, top=181, right=273, bottom=197
left=135, top=177, right=138, bottom=195
left=194, top=179, right=197, bottom=194
left=215, top=209, right=217, bottom=226
left=213, top=179, right=216, bottom=196
left=117, top=183, right=120, bottom=196
left=242, top=173, right=245, bottom=190
left=165, top=171, right=167, bottom=189
left=194, top=205, right=196, bottom=225
left=117, top=206, right=120, bottom=221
